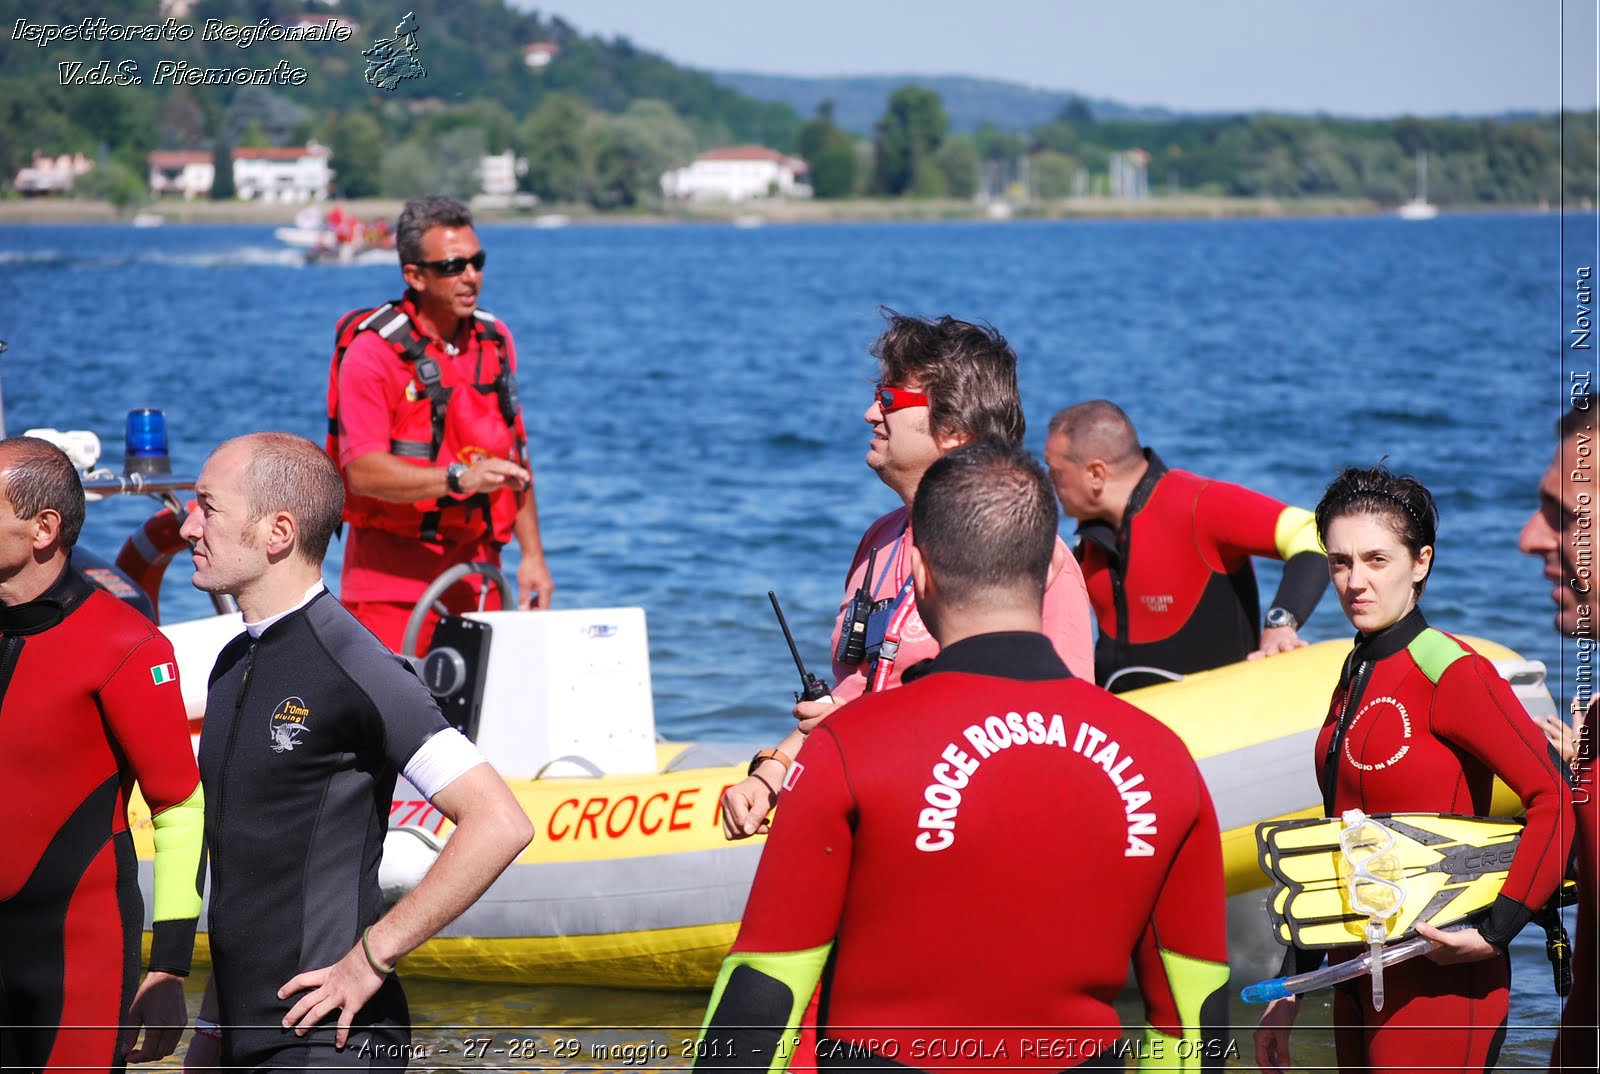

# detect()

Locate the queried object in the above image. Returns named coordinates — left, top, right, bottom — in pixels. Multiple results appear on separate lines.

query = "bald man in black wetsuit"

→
left=179, top=433, right=532, bottom=1072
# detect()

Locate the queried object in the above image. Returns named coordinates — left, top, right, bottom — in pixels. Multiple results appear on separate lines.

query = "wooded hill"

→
left=3, top=0, right=1594, bottom=210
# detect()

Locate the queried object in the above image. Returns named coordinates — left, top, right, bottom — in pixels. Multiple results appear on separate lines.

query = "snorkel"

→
left=1339, top=809, right=1407, bottom=1010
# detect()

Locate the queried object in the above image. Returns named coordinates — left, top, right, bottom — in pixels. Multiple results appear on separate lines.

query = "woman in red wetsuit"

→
left=1255, top=465, right=1572, bottom=1074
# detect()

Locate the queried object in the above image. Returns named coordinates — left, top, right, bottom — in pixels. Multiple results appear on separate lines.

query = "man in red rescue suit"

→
left=695, top=442, right=1230, bottom=1073
left=1045, top=400, right=1329, bottom=693
left=328, top=195, right=553, bottom=653
left=0, top=437, right=204, bottom=1072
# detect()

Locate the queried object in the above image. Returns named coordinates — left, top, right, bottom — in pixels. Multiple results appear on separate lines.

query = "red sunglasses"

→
left=876, top=387, right=929, bottom=413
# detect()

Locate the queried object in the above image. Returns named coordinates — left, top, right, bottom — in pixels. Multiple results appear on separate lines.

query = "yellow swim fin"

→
left=1257, top=813, right=1526, bottom=949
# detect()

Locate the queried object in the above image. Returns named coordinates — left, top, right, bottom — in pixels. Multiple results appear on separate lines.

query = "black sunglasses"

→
left=410, top=250, right=487, bottom=276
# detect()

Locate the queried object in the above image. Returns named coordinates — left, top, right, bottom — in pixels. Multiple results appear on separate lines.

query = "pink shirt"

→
left=336, top=327, right=507, bottom=604
left=827, top=507, right=1095, bottom=702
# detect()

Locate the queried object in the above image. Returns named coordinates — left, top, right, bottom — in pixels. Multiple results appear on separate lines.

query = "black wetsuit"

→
left=199, top=590, right=450, bottom=1069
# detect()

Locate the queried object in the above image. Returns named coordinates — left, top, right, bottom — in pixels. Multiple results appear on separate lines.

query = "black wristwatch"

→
left=445, top=461, right=468, bottom=495
left=1264, top=606, right=1300, bottom=631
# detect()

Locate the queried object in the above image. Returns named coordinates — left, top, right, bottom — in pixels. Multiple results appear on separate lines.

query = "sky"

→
left=527, top=0, right=1599, bottom=117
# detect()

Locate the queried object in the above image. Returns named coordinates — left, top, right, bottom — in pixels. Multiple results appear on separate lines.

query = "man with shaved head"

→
left=0, top=436, right=203, bottom=1071
left=180, top=432, right=531, bottom=1072
left=1045, top=401, right=1329, bottom=692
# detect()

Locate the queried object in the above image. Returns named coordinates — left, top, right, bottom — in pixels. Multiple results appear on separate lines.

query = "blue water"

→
left=1, top=213, right=1592, bottom=1064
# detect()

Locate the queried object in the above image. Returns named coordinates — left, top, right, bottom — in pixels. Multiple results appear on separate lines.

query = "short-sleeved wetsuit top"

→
left=0, top=562, right=203, bottom=1073
left=698, top=633, right=1231, bottom=1073
left=1074, top=450, right=1327, bottom=693
left=828, top=507, right=1095, bottom=701
left=1312, top=607, right=1572, bottom=1074
left=199, top=590, right=452, bottom=1068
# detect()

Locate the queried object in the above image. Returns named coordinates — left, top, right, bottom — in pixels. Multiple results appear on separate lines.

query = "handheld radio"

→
left=834, top=546, right=876, bottom=666
left=768, top=591, right=835, bottom=704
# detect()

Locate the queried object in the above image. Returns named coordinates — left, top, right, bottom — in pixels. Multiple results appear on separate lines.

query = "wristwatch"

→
left=748, top=748, right=793, bottom=777
left=445, top=461, right=468, bottom=495
left=1264, top=606, right=1300, bottom=631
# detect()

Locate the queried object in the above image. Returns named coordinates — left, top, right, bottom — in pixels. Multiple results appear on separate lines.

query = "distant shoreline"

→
left=0, top=196, right=1557, bottom=226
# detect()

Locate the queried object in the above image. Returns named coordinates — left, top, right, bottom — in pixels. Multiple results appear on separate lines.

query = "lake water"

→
left=2, top=212, right=1592, bottom=1068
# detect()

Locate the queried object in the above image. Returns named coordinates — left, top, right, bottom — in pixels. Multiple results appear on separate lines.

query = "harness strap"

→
left=389, top=439, right=432, bottom=459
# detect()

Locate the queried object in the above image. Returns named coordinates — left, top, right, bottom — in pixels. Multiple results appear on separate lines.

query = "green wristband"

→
left=362, top=926, right=396, bottom=976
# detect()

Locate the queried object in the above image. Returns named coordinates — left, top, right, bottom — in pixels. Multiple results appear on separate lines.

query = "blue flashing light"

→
left=126, top=408, right=168, bottom=456
left=124, top=408, right=172, bottom=475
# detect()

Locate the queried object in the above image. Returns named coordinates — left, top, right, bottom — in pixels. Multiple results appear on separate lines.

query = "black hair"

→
left=911, top=439, right=1057, bottom=607
left=1315, top=464, right=1438, bottom=594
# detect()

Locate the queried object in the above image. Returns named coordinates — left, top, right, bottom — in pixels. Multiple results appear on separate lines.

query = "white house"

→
left=147, top=151, right=215, bottom=200
left=14, top=152, right=94, bottom=195
left=478, top=151, right=520, bottom=197
left=1109, top=149, right=1151, bottom=200
left=233, top=143, right=332, bottom=203
left=523, top=42, right=559, bottom=68
left=660, top=146, right=812, bottom=203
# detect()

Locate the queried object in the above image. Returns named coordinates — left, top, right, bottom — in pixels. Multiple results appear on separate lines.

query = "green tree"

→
left=239, top=121, right=270, bottom=149
left=809, top=141, right=857, bottom=199
left=327, top=110, right=383, bottom=198
left=588, top=100, right=696, bottom=207
left=934, top=135, right=979, bottom=198
left=210, top=124, right=235, bottom=200
left=1032, top=150, right=1077, bottom=198
left=425, top=100, right=518, bottom=154
left=379, top=140, right=436, bottom=199
left=225, top=86, right=307, bottom=147
left=518, top=93, right=591, bottom=202
left=798, top=99, right=839, bottom=162
left=585, top=120, right=632, bottom=209
left=798, top=100, right=856, bottom=199
left=974, top=122, right=1025, bottom=164
left=77, top=159, right=147, bottom=210
left=872, top=85, right=948, bottom=196
left=1059, top=97, right=1095, bottom=126
left=434, top=127, right=488, bottom=199
left=158, top=88, right=209, bottom=151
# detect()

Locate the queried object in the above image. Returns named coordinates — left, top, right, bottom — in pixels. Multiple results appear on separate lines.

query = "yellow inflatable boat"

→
left=131, top=605, right=1550, bottom=990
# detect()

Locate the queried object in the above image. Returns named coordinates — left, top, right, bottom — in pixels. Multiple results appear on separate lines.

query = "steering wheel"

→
left=401, top=560, right=515, bottom=658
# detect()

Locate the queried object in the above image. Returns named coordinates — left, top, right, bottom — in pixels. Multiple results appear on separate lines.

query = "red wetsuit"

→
left=698, top=633, right=1230, bottom=1073
left=1313, top=608, right=1572, bottom=1074
left=828, top=507, right=1094, bottom=699
left=0, top=563, right=203, bottom=1073
left=1074, top=451, right=1327, bottom=693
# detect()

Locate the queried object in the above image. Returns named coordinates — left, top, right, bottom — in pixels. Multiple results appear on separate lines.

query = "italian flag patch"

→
left=150, top=663, right=177, bottom=685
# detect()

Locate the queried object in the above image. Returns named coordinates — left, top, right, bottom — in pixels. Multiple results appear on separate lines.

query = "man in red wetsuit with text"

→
left=1045, top=400, right=1329, bottom=693
left=0, top=437, right=204, bottom=1071
left=721, top=312, right=1094, bottom=837
left=328, top=195, right=554, bottom=653
left=695, top=441, right=1230, bottom=1073
left=1521, top=393, right=1599, bottom=1072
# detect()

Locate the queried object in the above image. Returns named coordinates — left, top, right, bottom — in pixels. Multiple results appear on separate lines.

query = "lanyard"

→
left=872, top=531, right=907, bottom=600
left=868, top=577, right=919, bottom=692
